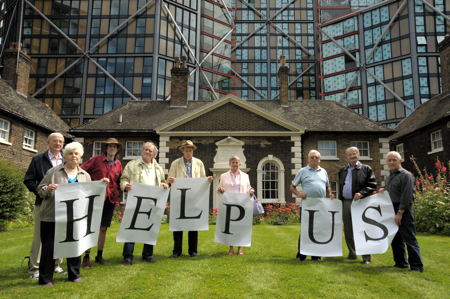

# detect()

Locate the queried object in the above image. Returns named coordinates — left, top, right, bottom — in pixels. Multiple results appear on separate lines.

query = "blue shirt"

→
left=342, top=163, right=355, bottom=199
left=292, top=166, right=330, bottom=198
left=184, top=159, right=192, bottom=178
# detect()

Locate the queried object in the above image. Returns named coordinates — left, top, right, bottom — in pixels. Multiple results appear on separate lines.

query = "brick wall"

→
left=301, top=132, right=388, bottom=187
left=391, top=119, right=449, bottom=175
left=0, top=114, right=49, bottom=171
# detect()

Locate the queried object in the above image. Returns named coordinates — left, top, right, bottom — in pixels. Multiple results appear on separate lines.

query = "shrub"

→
left=0, top=160, right=28, bottom=231
left=263, top=202, right=300, bottom=225
left=411, top=158, right=450, bottom=235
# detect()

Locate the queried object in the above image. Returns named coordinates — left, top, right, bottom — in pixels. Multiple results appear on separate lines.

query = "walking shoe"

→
left=347, top=254, right=357, bottom=260
left=30, top=271, right=39, bottom=279
left=54, top=266, right=65, bottom=274
left=410, top=268, right=424, bottom=272
left=362, top=260, right=371, bottom=265
left=123, top=259, right=132, bottom=266
left=143, top=257, right=156, bottom=263
left=81, top=255, right=91, bottom=268
left=72, top=278, right=82, bottom=283
left=43, top=282, right=53, bottom=287
left=95, top=256, right=108, bottom=265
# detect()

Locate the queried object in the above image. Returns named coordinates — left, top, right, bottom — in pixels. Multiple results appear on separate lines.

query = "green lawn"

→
left=0, top=223, right=449, bottom=299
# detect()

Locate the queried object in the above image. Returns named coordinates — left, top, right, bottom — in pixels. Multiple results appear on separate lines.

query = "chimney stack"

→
left=438, top=34, right=450, bottom=94
left=170, top=56, right=189, bottom=108
left=277, top=55, right=289, bottom=107
left=1, top=43, right=32, bottom=97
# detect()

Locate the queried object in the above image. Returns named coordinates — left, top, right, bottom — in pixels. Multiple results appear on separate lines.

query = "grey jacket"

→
left=37, top=164, right=91, bottom=222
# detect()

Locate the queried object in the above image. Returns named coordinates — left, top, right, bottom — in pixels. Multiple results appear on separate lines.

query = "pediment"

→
left=156, top=96, right=303, bottom=136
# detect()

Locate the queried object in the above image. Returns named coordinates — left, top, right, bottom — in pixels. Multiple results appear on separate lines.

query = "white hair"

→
left=63, top=142, right=84, bottom=157
left=345, top=146, right=359, bottom=155
left=142, top=141, right=158, bottom=154
left=308, top=149, right=321, bottom=158
left=386, top=151, right=402, bottom=160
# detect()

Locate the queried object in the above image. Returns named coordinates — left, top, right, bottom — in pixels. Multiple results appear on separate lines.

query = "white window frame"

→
left=396, top=143, right=404, bottom=160
left=92, top=141, right=102, bottom=156
left=350, top=141, right=371, bottom=160
left=0, top=118, right=11, bottom=145
left=257, top=155, right=285, bottom=203
left=124, top=141, right=144, bottom=159
left=428, top=130, right=443, bottom=154
left=318, top=140, right=338, bottom=159
left=23, top=128, right=37, bottom=152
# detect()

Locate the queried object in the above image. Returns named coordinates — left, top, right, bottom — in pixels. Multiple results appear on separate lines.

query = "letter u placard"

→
left=300, top=198, right=343, bottom=257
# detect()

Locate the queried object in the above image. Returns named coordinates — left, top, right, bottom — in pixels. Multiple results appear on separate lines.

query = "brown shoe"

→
left=228, top=248, right=234, bottom=256
left=95, top=256, right=108, bottom=265
left=238, top=248, right=244, bottom=256
left=81, top=255, right=91, bottom=268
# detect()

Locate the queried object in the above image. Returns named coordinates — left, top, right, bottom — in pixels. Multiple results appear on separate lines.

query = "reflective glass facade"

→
left=231, top=0, right=317, bottom=100
left=319, top=0, right=448, bottom=127
left=1, top=0, right=447, bottom=127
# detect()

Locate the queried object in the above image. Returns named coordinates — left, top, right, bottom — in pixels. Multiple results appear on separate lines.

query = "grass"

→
left=0, top=223, right=449, bottom=299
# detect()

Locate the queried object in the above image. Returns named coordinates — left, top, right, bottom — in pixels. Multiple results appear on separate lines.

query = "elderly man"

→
left=168, top=140, right=213, bottom=258
left=382, top=151, right=424, bottom=272
left=120, top=142, right=168, bottom=265
left=24, top=132, right=65, bottom=279
left=290, top=149, right=334, bottom=261
left=338, top=146, right=377, bottom=264
left=80, top=138, right=123, bottom=267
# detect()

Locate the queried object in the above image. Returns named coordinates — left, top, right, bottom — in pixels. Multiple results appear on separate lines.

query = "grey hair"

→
left=308, top=149, right=321, bottom=158
left=229, top=155, right=240, bottom=162
left=345, top=146, right=359, bottom=155
left=63, top=142, right=84, bottom=157
left=47, top=132, right=64, bottom=142
left=387, top=151, right=402, bottom=160
left=142, top=141, right=158, bottom=154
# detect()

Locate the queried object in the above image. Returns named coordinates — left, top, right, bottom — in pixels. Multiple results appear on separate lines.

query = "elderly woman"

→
left=37, top=142, right=92, bottom=286
left=217, top=155, right=254, bottom=256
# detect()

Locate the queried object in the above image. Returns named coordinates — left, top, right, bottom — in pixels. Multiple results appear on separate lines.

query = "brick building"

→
left=0, top=48, right=70, bottom=170
left=71, top=62, right=393, bottom=206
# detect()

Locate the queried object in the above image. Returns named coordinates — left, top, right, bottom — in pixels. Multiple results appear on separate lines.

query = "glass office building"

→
left=318, top=0, right=448, bottom=127
left=1, top=0, right=448, bottom=127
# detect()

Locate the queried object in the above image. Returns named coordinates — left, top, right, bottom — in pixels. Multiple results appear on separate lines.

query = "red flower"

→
left=267, top=205, right=273, bottom=210
left=442, top=167, right=447, bottom=172
left=435, top=160, right=442, bottom=169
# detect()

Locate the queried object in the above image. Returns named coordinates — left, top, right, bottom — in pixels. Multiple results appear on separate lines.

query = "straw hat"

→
left=104, top=138, right=121, bottom=150
left=179, top=140, right=197, bottom=151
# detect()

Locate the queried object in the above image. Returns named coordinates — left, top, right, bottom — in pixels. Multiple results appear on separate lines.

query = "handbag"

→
left=253, top=195, right=264, bottom=216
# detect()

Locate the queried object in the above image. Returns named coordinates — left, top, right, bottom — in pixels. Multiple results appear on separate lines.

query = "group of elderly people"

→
left=24, top=133, right=423, bottom=286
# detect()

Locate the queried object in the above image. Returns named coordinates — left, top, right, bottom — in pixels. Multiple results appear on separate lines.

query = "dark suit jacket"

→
left=338, top=162, right=377, bottom=200
left=24, top=151, right=55, bottom=205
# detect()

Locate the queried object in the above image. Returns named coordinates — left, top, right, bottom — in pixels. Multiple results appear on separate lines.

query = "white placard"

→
left=214, top=192, right=253, bottom=247
left=116, top=182, right=169, bottom=245
left=54, top=182, right=106, bottom=258
left=352, top=192, right=398, bottom=255
left=169, top=178, right=210, bottom=232
left=300, top=198, right=343, bottom=257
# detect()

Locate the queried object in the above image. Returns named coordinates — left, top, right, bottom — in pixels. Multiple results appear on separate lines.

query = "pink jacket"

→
left=218, top=170, right=252, bottom=194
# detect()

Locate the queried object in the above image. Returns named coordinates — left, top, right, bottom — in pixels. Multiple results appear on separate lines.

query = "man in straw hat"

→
left=80, top=138, right=123, bottom=267
left=168, top=140, right=213, bottom=257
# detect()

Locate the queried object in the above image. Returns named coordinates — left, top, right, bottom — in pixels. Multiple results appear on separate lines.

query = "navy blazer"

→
left=24, top=151, right=57, bottom=205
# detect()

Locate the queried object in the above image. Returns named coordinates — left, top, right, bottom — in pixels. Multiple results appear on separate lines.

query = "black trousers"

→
left=173, top=231, right=198, bottom=256
left=39, top=221, right=80, bottom=284
left=391, top=205, right=423, bottom=270
left=342, top=198, right=371, bottom=262
left=296, top=235, right=320, bottom=260
left=123, top=243, right=153, bottom=261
